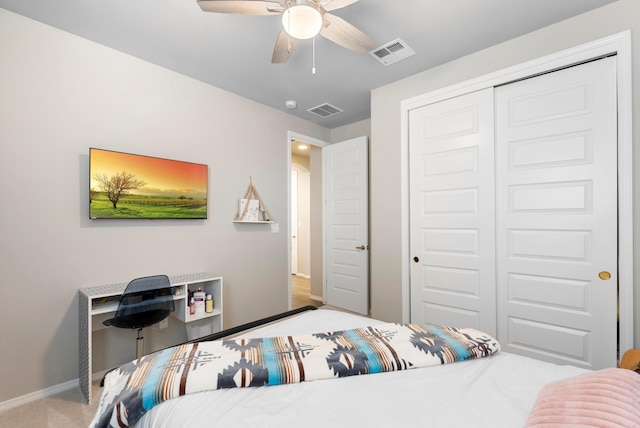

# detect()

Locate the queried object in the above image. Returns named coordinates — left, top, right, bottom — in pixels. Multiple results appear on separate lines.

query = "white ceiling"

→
left=0, top=0, right=618, bottom=128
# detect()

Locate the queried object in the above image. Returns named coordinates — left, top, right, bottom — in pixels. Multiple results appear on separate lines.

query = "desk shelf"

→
left=185, top=309, right=222, bottom=322
left=79, top=272, right=223, bottom=404
left=91, top=300, right=120, bottom=315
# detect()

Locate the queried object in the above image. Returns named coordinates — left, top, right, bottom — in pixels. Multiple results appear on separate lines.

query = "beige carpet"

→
left=0, top=383, right=101, bottom=428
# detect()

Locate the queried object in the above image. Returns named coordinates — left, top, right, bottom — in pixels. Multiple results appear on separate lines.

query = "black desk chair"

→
left=103, top=275, right=175, bottom=359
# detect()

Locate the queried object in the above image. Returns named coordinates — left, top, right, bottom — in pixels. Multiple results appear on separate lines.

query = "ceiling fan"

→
left=197, top=0, right=373, bottom=63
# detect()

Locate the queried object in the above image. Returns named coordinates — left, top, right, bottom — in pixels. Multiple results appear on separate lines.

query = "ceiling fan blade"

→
left=319, top=13, right=372, bottom=54
left=318, top=0, right=359, bottom=12
left=272, top=29, right=298, bottom=63
left=197, top=0, right=283, bottom=15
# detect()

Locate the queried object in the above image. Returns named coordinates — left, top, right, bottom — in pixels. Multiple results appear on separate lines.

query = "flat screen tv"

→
left=89, top=148, right=208, bottom=219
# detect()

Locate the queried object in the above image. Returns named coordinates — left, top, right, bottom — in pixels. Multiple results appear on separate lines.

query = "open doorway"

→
left=288, top=132, right=327, bottom=309
left=287, top=132, right=370, bottom=313
left=291, top=148, right=311, bottom=307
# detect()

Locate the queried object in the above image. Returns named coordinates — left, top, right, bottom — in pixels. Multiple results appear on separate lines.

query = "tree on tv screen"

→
left=94, top=172, right=146, bottom=209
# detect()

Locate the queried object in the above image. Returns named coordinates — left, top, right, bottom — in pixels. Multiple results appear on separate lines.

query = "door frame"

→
left=290, top=170, right=298, bottom=275
left=286, top=131, right=329, bottom=309
left=400, top=31, right=634, bottom=353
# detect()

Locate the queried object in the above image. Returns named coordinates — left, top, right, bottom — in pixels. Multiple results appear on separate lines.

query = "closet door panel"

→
left=409, top=88, right=496, bottom=334
left=495, top=57, right=617, bottom=370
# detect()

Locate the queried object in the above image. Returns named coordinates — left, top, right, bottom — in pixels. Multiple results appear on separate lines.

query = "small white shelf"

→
left=234, top=177, right=274, bottom=223
left=185, top=309, right=222, bottom=322
left=172, top=275, right=223, bottom=327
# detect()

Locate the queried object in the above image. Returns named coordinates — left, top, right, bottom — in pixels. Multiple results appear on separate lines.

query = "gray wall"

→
left=369, top=0, right=640, bottom=343
left=0, top=9, right=329, bottom=402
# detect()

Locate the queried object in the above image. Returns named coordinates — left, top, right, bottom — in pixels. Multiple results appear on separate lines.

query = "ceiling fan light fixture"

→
left=282, top=1, right=322, bottom=40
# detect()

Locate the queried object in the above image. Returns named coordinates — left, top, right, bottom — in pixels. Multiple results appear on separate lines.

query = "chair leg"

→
left=136, top=328, right=144, bottom=359
left=102, top=329, right=144, bottom=387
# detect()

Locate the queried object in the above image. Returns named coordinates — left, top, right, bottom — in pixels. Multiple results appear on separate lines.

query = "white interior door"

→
left=495, top=57, right=618, bottom=369
left=324, top=136, right=369, bottom=315
left=291, top=170, right=298, bottom=275
left=409, top=88, right=497, bottom=334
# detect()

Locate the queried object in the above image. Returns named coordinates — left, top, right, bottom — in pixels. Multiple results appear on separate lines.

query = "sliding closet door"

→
left=495, top=57, right=617, bottom=369
left=409, top=88, right=496, bottom=334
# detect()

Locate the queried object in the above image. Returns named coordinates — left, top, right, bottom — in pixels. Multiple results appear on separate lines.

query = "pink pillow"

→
left=526, top=368, right=640, bottom=427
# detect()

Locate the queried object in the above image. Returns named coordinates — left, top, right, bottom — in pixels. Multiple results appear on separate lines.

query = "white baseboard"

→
left=0, top=370, right=108, bottom=412
left=293, top=273, right=311, bottom=279
left=310, top=294, right=323, bottom=302
left=92, top=370, right=108, bottom=382
left=0, top=378, right=78, bottom=412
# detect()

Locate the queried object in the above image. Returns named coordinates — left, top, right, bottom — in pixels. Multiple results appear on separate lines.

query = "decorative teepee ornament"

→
left=234, top=177, right=273, bottom=222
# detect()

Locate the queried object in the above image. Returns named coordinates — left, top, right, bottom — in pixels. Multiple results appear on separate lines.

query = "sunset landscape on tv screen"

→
left=89, top=148, right=208, bottom=219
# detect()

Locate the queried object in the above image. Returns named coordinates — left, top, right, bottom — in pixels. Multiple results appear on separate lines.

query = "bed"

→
left=91, top=307, right=640, bottom=428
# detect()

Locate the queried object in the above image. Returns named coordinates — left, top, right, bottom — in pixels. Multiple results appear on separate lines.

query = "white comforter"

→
left=134, top=309, right=587, bottom=428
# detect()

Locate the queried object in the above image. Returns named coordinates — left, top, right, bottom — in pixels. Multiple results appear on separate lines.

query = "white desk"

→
left=78, top=272, right=223, bottom=403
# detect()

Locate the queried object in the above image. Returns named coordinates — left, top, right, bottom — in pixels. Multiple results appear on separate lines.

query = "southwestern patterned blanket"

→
left=91, top=322, right=500, bottom=428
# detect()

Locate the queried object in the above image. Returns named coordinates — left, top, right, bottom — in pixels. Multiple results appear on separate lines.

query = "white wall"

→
left=291, top=155, right=310, bottom=277
left=369, top=0, right=640, bottom=337
left=330, top=119, right=371, bottom=143
left=0, top=9, right=330, bottom=403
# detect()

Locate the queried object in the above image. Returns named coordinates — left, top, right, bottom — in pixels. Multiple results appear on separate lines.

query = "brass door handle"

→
left=599, top=271, right=611, bottom=280
left=355, top=245, right=368, bottom=250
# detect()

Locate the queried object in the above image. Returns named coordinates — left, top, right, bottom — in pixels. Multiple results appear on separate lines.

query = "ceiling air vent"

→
left=308, top=103, right=343, bottom=118
left=369, top=38, right=415, bottom=66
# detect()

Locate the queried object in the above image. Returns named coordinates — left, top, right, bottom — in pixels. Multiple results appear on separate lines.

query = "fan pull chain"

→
left=312, top=37, right=316, bottom=74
